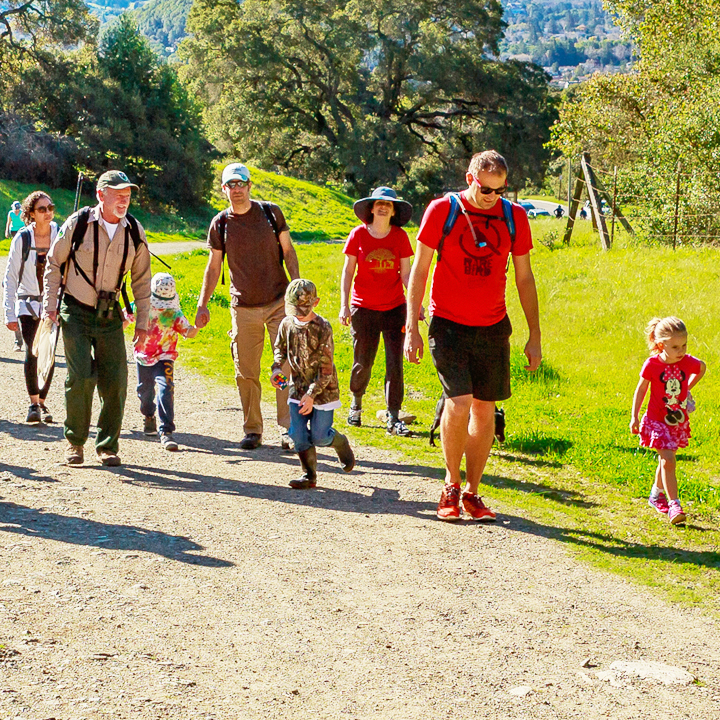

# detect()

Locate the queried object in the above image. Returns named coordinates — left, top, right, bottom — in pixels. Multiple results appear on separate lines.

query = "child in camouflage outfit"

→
left=271, top=279, right=355, bottom=488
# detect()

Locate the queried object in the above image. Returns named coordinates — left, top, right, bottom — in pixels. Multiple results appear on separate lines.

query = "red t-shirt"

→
left=640, top=354, right=702, bottom=424
left=417, top=194, right=533, bottom=326
left=343, top=225, right=414, bottom=311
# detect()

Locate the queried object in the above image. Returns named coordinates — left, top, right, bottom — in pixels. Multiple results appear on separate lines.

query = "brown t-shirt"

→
left=207, top=202, right=290, bottom=307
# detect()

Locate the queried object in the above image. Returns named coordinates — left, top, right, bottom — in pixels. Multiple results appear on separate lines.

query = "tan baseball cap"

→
left=97, top=170, right=139, bottom=191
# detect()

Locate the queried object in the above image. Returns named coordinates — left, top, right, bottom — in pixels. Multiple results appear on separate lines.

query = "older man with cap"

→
left=43, top=170, right=152, bottom=466
left=196, top=162, right=300, bottom=450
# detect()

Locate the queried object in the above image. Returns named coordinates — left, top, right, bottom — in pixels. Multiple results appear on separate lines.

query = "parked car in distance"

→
left=527, top=208, right=552, bottom=219
left=519, top=201, right=535, bottom=213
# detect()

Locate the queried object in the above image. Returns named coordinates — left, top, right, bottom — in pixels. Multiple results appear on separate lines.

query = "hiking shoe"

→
left=239, top=433, right=262, bottom=450
left=462, top=492, right=497, bottom=522
left=97, top=450, right=121, bottom=467
left=161, top=433, right=179, bottom=452
left=65, top=442, right=84, bottom=466
left=668, top=501, right=686, bottom=525
left=387, top=418, right=411, bottom=437
left=437, top=484, right=461, bottom=521
left=13, top=341, right=23, bottom=352
left=648, top=492, right=670, bottom=514
left=26, top=404, right=42, bottom=423
left=347, top=408, right=362, bottom=427
left=143, top=415, right=157, bottom=436
left=280, top=432, right=294, bottom=452
left=39, top=405, right=53, bottom=423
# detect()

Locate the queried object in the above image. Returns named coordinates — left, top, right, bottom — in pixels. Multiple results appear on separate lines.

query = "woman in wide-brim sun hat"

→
left=339, top=186, right=417, bottom=437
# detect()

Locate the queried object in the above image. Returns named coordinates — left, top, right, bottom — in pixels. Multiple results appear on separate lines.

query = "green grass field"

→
left=2, top=171, right=718, bottom=612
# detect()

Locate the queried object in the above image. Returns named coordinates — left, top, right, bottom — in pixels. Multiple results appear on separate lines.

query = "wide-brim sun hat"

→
left=150, top=272, right=181, bottom=311
left=353, top=186, right=413, bottom=227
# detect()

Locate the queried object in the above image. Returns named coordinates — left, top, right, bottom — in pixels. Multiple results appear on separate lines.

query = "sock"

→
left=650, top=485, right=661, bottom=499
left=669, top=499, right=682, bottom=507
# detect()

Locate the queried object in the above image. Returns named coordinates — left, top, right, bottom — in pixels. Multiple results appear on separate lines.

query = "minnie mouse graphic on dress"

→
left=660, top=366, right=686, bottom=426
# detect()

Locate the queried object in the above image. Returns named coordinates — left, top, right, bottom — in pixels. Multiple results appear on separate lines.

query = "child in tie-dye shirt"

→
left=135, top=273, right=198, bottom=450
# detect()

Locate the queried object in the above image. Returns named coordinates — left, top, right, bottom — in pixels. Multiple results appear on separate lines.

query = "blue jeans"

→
left=137, top=360, right=175, bottom=434
left=289, top=402, right=336, bottom=453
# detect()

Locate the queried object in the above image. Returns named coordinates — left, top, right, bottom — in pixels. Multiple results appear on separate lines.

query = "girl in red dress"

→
left=630, top=317, right=706, bottom=525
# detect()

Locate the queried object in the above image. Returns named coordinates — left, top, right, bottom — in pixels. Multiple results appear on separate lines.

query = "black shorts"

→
left=428, top=315, right=512, bottom=401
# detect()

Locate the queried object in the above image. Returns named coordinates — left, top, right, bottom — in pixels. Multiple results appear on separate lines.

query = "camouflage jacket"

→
left=272, top=314, right=340, bottom=405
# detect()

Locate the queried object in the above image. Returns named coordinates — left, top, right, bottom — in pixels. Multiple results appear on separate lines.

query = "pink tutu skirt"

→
left=639, top=415, right=691, bottom=451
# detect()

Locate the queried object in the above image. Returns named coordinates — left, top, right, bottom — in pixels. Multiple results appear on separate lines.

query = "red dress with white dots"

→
left=638, top=354, right=702, bottom=451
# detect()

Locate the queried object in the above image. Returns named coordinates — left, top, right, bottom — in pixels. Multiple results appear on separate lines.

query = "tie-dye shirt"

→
left=135, top=306, right=192, bottom=366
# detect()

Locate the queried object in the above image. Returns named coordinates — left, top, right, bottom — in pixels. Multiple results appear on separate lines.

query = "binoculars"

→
left=96, top=290, right=119, bottom=319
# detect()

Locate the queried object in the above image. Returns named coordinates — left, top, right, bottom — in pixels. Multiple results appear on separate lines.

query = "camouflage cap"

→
left=285, top=278, right=318, bottom=317
left=97, top=170, right=139, bottom=191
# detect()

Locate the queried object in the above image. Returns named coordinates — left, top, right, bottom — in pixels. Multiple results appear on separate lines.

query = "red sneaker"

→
left=462, top=492, right=496, bottom=522
left=437, top=484, right=461, bottom=521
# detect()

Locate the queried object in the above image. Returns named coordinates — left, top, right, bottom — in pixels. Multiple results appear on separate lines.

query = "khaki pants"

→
left=230, top=297, right=290, bottom=435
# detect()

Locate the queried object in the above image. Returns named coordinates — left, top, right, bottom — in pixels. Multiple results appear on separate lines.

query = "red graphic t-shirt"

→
left=640, top=354, right=702, bottom=425
left=416, top=194, right=532, bottom=327
left=343, top=225, right=414, bottom=311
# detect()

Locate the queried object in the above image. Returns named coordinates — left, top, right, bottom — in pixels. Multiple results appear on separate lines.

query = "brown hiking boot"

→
left=97, top=449, right=121, bottom=467
left=65, top=442, right=84, bottom=466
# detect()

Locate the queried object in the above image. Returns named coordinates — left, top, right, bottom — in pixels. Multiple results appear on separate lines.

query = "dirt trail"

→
left=1, top=271, right=719, bottom=718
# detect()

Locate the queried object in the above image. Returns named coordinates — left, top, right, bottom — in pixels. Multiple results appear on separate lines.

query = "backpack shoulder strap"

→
left=217, top=210, right=228, bottom=286
left=259, top=201, right=284, bottom=264
left=437, top=193, right=462, bottom=263
left=501, top=198, right=516, bottom=249
left=124, top=213, right=144, bottom=251
left=17, top=228, right=33, bottom=285
left=65, top=207, right=96, bottom=289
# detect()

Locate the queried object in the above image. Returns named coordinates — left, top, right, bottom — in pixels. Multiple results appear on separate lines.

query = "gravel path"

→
left=1, top=272, right=720, bottom=718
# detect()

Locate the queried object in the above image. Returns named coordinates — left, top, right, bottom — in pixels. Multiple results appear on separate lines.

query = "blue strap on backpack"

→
left=436, top=193, right=516, bottom=262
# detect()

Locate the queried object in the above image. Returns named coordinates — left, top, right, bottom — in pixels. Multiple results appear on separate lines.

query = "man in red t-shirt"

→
left=404, top=150, right=542, bottom=522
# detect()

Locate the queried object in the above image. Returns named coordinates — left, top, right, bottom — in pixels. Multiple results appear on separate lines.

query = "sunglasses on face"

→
left=35, top=204, right=55, bottom=213
left=225, top=179, right=250, bottom=189
left=471, top=175, right=507, bottom=195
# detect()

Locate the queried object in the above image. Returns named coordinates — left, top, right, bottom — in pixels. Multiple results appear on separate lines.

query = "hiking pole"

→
left=73, top=171, right=84, bottom=214
left=148, top=250, right=172, bottom=269
left=33, top=171, right=85, bottom=380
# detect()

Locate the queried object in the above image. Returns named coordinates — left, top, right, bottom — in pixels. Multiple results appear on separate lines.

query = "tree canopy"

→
left=3, top=13, right=214, bottom=207
left=180, top=0, right=557, bottom=205
left=551, top=2, right=720, bottom=241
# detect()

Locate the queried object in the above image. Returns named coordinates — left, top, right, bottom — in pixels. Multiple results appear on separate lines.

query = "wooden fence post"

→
left=581, top=152, right=611, bottom=249
left=611, top=166, right=617, bottom=246
left=562, top=170, right=585, bottom=245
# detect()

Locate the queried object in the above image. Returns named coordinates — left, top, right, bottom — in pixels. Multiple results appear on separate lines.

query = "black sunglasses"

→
left=35, top=203, right=55, bottom=213
left=225, top=179, right=250, bottom=189
left=471, top=174, right=507, bottom=195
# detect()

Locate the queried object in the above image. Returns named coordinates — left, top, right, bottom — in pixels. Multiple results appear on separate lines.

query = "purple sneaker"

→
left=668, top=501, right=686, bottom=526
left=648, top=492, right=670, bottom=514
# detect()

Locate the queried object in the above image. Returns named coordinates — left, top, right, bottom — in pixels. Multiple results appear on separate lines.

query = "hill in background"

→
left=88, top=0, right=633, bottom=79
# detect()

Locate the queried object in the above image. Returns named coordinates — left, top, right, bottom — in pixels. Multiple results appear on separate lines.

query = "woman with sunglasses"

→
left=3, top=191, right=58, bottom=423
left=339, top=186, right=417, bottom=436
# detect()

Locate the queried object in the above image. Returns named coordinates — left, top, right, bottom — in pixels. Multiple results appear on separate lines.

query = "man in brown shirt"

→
left=196, top=163, right=300, bottom=449
left=44, top=170, right=152, bottom=466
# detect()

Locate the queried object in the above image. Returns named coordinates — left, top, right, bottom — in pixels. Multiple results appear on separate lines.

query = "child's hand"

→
left=186, top=325, right=198, bottom=339
left=630, top=417, right=640, bottom=434
left=122, top=310, right=135, bottom=330
left=270, top=369, right=286, bottom=389
left=298, top=394, right=314, bottom=415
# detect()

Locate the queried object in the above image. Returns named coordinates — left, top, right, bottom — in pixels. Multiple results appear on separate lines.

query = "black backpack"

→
left=66, top=207, right=145, bottom=310
left=216, top=201, right=282, bottom=285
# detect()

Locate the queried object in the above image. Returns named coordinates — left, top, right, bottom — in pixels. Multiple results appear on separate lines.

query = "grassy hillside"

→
left=1, top=166, right=364, bottom=253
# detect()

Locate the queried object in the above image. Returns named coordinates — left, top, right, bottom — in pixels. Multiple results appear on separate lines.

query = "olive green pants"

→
left=60, top=296, right=127, bottom=453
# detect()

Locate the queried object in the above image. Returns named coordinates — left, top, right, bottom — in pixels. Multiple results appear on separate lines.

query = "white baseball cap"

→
left=221, top=163, right=251, bottom=186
